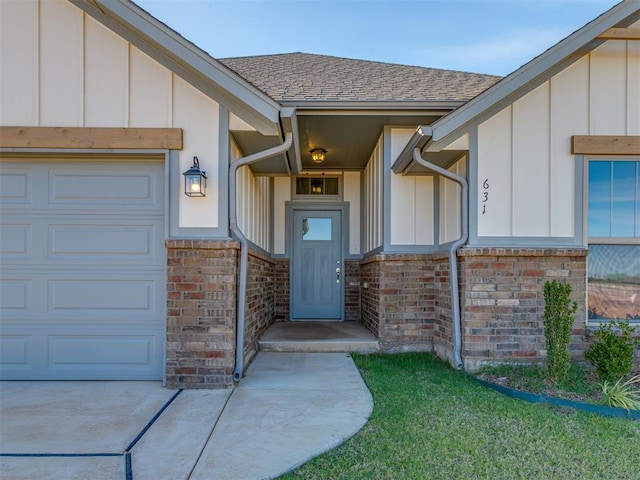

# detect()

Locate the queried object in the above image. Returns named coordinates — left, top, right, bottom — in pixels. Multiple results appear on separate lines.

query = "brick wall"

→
left=243, top=250, right=276, bottom=368
left=360, top=254, right=435, bottom=351
left=345, top=260, right=361, bottom=321
left=360, top=257, right=380, bottom=336
left=274, top=259, right=289, bottom=321
left=458, top=247, right=588, bottom=370
left=166, top=240, right=238, bottom=389
left=433, top=254, right=455, bottom=363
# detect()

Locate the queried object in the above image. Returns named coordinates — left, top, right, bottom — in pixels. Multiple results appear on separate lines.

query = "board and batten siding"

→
left=364, top=134, right=384, bottom=252
left=477, top=33, right=640, bottom=239
left=440, top=158, right=465, bottom=244
left=0, top=0, right=220, bottom=229
left=389, top=128, right=436, bottom=246
left=234, top=142, right=271, bottom=251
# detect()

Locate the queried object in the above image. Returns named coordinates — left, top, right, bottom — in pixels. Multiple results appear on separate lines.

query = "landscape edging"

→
left=474, top=378, right=640, bottom=420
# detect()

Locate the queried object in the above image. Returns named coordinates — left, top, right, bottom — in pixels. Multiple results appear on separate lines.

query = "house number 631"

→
left=481, top=178, right=489, bottom=215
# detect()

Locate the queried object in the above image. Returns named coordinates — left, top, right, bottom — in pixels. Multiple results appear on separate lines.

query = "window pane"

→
left=611, top=161, right=636, bottom=237
left=310, top=178, right=323, bottom=195
left=302, top=217, right=332, bottom=241
left=325, top=178, right=339, bottom=195
left=296, top=178, right=310, bottom=195
left=588, top=161, right=611, bottom=237
left=588, top=244, right=640, bottom=321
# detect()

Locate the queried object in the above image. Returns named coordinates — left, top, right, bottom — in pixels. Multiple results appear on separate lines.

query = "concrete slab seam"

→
left=1, top=389, right=183, bottom=480
left=186, top=386, right=237, bottom=479
left=0, top=453, right=122, bottom=458
left=125, top=389, right=184, bottom=453
left=126, top=452, right=133, bottom=480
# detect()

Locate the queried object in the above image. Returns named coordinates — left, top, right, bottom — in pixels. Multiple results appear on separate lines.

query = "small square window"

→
left=295, top=176, right=340, bottom=197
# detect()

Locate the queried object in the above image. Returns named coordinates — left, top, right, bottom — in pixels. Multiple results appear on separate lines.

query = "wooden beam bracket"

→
left=572, top=135, right=640, bottom=155
left=596, top=28, right=640, bottom=41
left=0, top=127, right=183, bottom=150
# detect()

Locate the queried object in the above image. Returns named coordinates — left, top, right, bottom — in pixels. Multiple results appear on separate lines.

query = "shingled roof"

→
left=219, top=52, right=501, bottom=104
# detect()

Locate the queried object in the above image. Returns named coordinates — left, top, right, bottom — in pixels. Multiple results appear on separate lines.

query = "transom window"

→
left=587, top=159, right=640, bottom=323
left=295, top=176, right=340, bottom=197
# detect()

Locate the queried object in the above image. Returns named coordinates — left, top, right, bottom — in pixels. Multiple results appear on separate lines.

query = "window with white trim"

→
left=587, top=158, right=640, bottom=322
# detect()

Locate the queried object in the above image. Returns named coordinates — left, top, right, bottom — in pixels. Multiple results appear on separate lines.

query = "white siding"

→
left=173, top=77, right=219, bottom=228
left=389, top=128, right=435, bottom=246
left=343, top=172, right=361, bottom=255
left=0, top=0, right=38, bottom=125
left=39, top=0, right=83, bottom=126
left=0, top=0, right=222, bottom=229
left=233, top=142, right=270, bottom=251
left=477, top=107, right=512, bottom=236
left=512, top=82, right=550, bottom=236
left=273, top=177, right=290, bottom=255
left=364, top=135, right=383, bottom=252
left=440, top=158, right=465, bottom=244
left=84, top=17, right=128, bottom=127
left=477, top=37, right=640, bottom=239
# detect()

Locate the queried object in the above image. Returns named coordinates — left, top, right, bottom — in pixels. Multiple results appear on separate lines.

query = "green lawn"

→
left=280, top=353, right=640, bottom=480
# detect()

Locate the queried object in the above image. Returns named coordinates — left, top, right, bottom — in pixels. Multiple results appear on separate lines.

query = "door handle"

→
left=336, top=267, right=341, bottom=284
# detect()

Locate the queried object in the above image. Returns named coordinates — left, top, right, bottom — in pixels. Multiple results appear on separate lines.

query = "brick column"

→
left=360, top=254, right=435, bottom=351
left=243, top=250, right=276, bottom=366
left=166, top=239, right=239, bottom=389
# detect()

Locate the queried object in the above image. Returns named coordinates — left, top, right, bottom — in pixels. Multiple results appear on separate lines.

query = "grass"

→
left=477, top=363, right=603, bottom=403
left=280, top=353, right=640, bottom=480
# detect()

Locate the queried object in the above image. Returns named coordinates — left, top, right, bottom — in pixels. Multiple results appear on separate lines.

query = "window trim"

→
left=584, top=155, right=640, bottom=324
left=583, top=155, right=640, bottom=245
left=292, top=173, right=343, bottom=201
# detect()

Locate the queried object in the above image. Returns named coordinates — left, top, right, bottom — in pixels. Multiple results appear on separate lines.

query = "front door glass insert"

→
left=302, top=217, right=332, bottom=241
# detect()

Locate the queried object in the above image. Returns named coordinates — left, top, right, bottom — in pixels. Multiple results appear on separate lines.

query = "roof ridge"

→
left=219, top=52, right=501, bottom=79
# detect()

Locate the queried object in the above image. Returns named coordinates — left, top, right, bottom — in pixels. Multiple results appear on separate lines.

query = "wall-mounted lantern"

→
left=183, top=156, right=207, bottom=197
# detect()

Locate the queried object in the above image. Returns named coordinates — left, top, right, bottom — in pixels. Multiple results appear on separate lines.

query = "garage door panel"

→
left=0, top=330, right=163, bottom=380
left=49, top=279, right=156, bottom=312
left=2, top=272, right=164, bottom=321
left=0, top=223, right=32, bottom=258
left=49, top=168, right=162, bottom=209
left=0, top=171, right=30, bottom=203
left=49, top=335, right=154, bottom=366
left=49, top=222, right=161, bottom=261
left=0, top=279, right=30, bottom=310
left=0, top=159, right=166, bottom=380
left=0, top=335, right=30, bottom=365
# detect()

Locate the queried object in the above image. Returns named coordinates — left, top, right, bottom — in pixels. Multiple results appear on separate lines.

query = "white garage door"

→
left=0, top=157, right=166, bottom=380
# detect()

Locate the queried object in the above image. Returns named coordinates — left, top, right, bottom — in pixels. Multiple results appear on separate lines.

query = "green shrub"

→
left=600, top=374, right=640, bottom=412
left=585, top=320, right=639, bottom=383
left=543, top=280, right=578, bottom=383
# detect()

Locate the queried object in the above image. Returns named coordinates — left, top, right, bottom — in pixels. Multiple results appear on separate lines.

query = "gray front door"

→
left=291, top=210, right=342, bottom=320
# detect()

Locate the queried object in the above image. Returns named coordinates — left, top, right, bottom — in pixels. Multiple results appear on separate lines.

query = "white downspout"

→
left=413, top=148, right=468, bottom=369
left=230, top=133, right=293, bottom=382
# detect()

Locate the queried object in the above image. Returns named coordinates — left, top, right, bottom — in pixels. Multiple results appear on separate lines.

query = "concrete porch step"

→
left=259, top=322, right=379, bottom=353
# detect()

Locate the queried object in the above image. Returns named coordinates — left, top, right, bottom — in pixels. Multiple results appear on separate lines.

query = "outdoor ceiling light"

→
left=183, top=156, right=207, bottom=197
left=310, top=148, right=327, bottom=164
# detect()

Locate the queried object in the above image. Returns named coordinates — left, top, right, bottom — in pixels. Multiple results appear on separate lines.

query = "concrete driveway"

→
left=0, top=352, right=373, bottom=479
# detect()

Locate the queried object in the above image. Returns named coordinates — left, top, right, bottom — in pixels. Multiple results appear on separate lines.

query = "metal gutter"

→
left=230, top=132, right=293, bottom=382
left=279, top=108, right=302, bottom=174
left=390, top=126, right=432, bottom=173
left=412, top=147, right=468, bottom=370
left=279, top=100, right=464, bottom=111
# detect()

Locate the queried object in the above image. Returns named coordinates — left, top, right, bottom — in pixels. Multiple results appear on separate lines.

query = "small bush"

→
left=600, top=374, right=640, bottom=412
left=543, top=280, right=578, bottom=383
left=584, top=320, right=639, bottom=383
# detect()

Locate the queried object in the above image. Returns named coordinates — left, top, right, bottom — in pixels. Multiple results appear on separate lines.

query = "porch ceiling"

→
left=234, top=112, right=442, bottom=175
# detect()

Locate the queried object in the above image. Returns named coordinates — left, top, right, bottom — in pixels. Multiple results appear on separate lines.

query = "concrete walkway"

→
left=0, top=352, right=372, bottom=480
